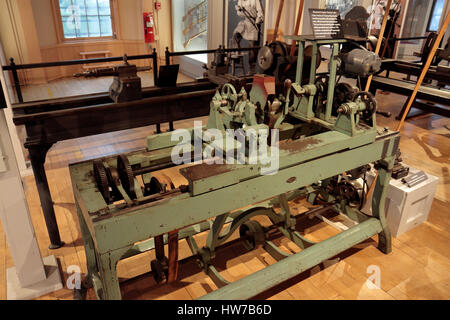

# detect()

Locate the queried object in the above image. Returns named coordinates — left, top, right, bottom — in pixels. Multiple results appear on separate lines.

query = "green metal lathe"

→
left=70, top=36, right=400, bottom=300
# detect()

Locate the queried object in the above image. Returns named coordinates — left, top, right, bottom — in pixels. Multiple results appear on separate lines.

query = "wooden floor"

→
left=0, top=78, right=449, bottom=300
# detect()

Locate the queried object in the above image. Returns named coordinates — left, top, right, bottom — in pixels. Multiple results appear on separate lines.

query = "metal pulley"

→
left=257, top=41, right=321, bottom=85
left=257, top=45, right=274, bottom=71
left=257, top=41, right=288, bottom=72
left=354, top=91, right=377, bottom=121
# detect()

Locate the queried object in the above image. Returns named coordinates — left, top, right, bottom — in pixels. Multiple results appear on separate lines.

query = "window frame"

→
left=53, top=0, right=118, bottom=42
left=426, top=0, right=445, bottom=32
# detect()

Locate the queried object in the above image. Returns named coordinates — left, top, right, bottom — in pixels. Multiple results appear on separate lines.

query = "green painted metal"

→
left=325, top=43, right=340, bottom=121
left=199, top=217, right=383, bottom=300
left=69, top=37, right=398, bottom=300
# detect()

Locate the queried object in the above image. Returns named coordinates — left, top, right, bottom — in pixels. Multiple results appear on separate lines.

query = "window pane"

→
left=72, top=0, right=86, bottom=13
left=429, top=0, right=445, bottom=31
left=86, top=0, right=99, bottom=15
left=62, top=15, right=77, bottom=38
left=77, top=15, right=89, bottom=37
left=87, top=16, right=101, bottom=37
left=60, top=0, right=112, bottom=38
left=99, top=15, right=112, bottom=36
left=98, top=0, right=111, bottom=15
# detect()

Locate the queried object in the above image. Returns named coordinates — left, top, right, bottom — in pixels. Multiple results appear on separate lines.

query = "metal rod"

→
left=199, top=218, right=382, bottom=300
left=2, top=54, right=157, bottom=70
left=166, top=47, right=261, bottom=57
left=165, top=47, right=171, bottom=66
left=9, top=58, right=23, bottom=103
left=2, top=46, right=259, bottom=72
left=152, top=49, right=158, bottom=86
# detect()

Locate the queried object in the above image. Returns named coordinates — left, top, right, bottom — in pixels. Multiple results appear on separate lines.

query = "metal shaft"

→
left=199, top=218, right=382, bottom=300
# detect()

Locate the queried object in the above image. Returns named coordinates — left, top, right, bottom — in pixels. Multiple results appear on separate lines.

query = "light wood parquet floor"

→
left=0, top=72, right=449, bottom=300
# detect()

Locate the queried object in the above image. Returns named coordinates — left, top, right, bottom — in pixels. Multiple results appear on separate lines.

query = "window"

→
left=427, top=0, right=445, bottom=32
left=58, top=0, right=114, bottom=39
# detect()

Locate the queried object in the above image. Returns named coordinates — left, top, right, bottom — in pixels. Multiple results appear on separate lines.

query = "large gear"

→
left=117, top=154, right=136, bottom=200
left=106, top=166, right=122, bottom=202
left=93, top=160, right=112, bottom=204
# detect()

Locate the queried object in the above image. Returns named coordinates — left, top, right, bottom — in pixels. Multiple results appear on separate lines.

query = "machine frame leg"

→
left=27, top=143, right=64, bottom=249
left=372, top=158, right=394, bottom=254
left=75, top=203, right=97, bottom=285
left=96, top=247, right=129, bottom=300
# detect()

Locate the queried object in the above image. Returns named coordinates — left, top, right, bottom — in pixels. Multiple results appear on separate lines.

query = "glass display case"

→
left=171, top=0, right=208, bottom=64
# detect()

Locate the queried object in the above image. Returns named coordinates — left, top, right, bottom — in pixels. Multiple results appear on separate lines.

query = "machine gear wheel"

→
left=93, top=160, right=112, bottom=204
left=117, top=154, right=136, bottom=199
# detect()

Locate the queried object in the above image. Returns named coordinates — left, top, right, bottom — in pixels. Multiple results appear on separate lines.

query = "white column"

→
left=0, top=53, right=62, bottom=300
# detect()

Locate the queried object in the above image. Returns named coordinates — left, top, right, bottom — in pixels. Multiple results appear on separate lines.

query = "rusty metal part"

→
left=354, top=91, right=377, bottom=121
left=239, top=220, right=266, bottom=251
left=117, top=154, right=136, bottom=199
left=93, top=160, right=112, bottom=204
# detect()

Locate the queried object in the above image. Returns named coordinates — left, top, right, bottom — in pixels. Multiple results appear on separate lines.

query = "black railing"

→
left=164, top=46, right=260, bottom=66
left=1, top=49, right=158, bottom=103
left=1, top=45, right=260, bottom=104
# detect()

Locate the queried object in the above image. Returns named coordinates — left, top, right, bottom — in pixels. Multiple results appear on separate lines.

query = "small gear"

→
left=354, top=91, right=377, bottom=121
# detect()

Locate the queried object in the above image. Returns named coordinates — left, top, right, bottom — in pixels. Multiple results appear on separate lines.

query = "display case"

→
left=171, top=0, right=208, bottom=65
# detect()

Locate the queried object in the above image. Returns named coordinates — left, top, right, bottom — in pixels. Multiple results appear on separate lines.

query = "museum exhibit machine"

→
left=70, top=20, right=402, bottom=298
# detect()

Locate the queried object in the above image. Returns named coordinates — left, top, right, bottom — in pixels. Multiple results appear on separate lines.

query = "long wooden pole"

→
left=289, top=0, right=305, bottom=57
left=396, top=10, right=450, bottom=131
left=380, top=0, right=401, bottom=59
left=284, top=0, right=305, bottom=72
left=272, top=0, right=285, bottom=42
left=364, top=0, right=393, bottom=92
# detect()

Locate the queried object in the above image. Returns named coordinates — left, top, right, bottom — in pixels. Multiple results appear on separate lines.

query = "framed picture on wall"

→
left=225, top=0, right=266, bottom=70
left=171, top=0, right=208, bottom=64
left=227, top=0, right=265, bottom=49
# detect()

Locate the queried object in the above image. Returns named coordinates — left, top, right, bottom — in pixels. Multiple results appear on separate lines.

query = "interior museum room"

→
left=0, top=0, right=449, bottom=301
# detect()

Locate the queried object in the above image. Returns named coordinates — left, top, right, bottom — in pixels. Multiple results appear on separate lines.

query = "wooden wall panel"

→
left=39, top=40, right=148, bottom=82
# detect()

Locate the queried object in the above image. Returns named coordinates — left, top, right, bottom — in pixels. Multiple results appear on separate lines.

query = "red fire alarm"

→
left=155, top=2, right=161, bottom=10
